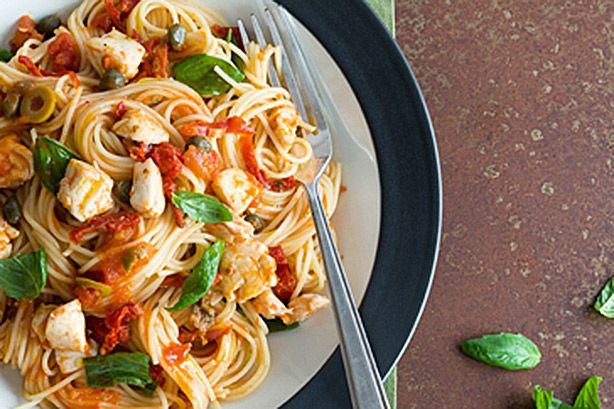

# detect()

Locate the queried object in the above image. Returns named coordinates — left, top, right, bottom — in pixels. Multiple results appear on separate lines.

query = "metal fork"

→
left=238, top=5, right=390, bottom=409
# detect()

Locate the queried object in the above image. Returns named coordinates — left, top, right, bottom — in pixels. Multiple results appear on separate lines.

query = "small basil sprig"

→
left=533, top=376, right=602, bottom=409
left=460, top=333, right=541, bottom=370
left=593, top=277, right=614, bottom=318
left=33, top=136, right=78, bottom=193
left=84, top=352, right=157, bottom=392
left=0, top=48, right=13, bottom=63
left=265, top=318, right=299, bottom=333
left=172, top=54, right=245, bottom=97
left=0, top=248, right=47, bottom=300
left=168, top=240, right=225, bottom=311
left=171, top=191, right=233, bottom=223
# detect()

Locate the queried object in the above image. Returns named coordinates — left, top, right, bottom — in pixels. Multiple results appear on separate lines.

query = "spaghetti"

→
left=0, top=1, right=342, bottom=408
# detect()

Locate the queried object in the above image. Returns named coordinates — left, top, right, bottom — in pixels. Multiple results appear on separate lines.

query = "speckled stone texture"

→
left=395, top=0, right=613, bottom=407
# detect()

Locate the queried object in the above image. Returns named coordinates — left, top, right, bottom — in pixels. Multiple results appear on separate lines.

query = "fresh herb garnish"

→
left=33, top=136, right=78, bottom=193
left=84, top=352, right=157, bottom=392
left=172, top=54, right=245, bottom=97
left=460, top=333, right=541, bottom=370
left=593, top=277, right=614, bottom=318
left=0, top=248, right=47, bottom=300
left=168, top=240, right=225, bottom=311
left=533, top=376, right=602, bottom=409
left=171, top=191, right=233, bottom=223
left=266, top=318, right=299, bottom=333
left=0, top=48, right=13, bottom=63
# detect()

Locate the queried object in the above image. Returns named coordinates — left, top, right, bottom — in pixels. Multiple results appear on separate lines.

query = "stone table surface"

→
left=394, top=0, right=613, bottom=408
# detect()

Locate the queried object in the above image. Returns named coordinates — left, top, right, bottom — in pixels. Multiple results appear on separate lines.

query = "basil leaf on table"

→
left=172, top=54, right=245, bottom=97
left=0, top=48, right=13, bottom=62
left=593, top=277, right=614, bottom=318
left=171, top=191, right=233, bottom=223
left=573, top=376, right=602, bottom=409
left=168, top=240, right=225, bottom=311
left=460, top=333, right=541, bottom=370
left=533, top=386, right=572, bottom=409
left=0, top=248, right=47, bottom=300
left=84, top=352, right=157, bottom=391
left=265, top=318, right=299, bottom=333
left=33, top=136, right=78, bottom=193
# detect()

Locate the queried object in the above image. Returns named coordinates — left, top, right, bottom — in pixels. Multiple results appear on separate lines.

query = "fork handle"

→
left=304, top=182, right=390, bottom=409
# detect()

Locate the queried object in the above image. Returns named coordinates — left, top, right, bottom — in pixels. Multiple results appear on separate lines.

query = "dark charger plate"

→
left=276, top=0, right=443, bottom=407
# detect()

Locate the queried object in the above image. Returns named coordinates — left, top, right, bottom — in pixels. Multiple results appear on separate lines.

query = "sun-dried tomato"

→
left=205, top=327, right=231, bottom=342
left=47, top=32, right=80, bottom=72
left=149, top=143, right=183, bottom=179
left=269, top=246, right=295, bottom=304
left=10, top=16, right=43, bottom=53
left=100, top=303, right=143, bottom=354
left=70, top=211, right=141, bottom=243
left=162, top=274, right=187, bottom=288
left=210, top=25, right=243, bottom=49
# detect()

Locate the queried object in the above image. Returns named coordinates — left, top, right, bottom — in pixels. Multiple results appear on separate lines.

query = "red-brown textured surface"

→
left=395, top=0, right=613, bottom=407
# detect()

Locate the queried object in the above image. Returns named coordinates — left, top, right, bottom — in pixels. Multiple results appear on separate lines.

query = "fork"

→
left=238, top=5, right=390, bottom=409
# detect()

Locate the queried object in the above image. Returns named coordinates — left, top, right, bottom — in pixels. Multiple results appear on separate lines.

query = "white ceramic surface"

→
left=0, top=1, right=381, bottom=408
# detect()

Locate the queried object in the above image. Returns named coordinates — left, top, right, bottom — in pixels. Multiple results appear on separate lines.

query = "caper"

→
left=100, top=69, right=126, bottom=90
left=245, top=212, right=265, bottom=234
left=168, top=24, right=187, bottom=51
left=185, top=136, right=212, bottom=152
left=36, top=15, right=62, bottom=40
left=2, top=91, right=21, bottom=118
left=20, top=86, right=56, bottom=123
left=113, top=179, right=132, bottom=203
left=2, top=196, right=21, bottom=225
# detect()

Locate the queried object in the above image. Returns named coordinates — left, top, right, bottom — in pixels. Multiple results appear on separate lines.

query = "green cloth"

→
left=365, top=2, right=397, bottom=407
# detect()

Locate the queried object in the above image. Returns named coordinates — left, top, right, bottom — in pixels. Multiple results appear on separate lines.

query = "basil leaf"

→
left=0, top=48, right=13, bottom=62
left=168, top=240, right=224, bottom=311
left=0, top=248, right=47, bottom=300
left=533, top=386, right=573, bottom=409
left=593, top=277, right=614, bottom=318
left=460, top=333, right=541, bottom=370
left=84, top=352, right=156, bottom=391
left=172, top=54, right=245, bottom=97
left=534, top=386, right=554, bottom=409
left=572, top=376, right=602, bottom=409
left=33, top=136, right=78, bottom=193
left=171, top=191, right=233, bottom=223
left=266, top=318, right=299, bottom=333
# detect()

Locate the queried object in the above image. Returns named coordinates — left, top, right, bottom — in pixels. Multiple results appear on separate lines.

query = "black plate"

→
left=277, top=0, right=442, bottom=408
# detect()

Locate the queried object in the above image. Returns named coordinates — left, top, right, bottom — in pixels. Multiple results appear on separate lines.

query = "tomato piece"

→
left=91, top=12, right=113, bottom=32
left=74, top=287, right=100, bottom=309
left=100, top=303, right=143, bottom=354
left=10, top=16, right=43, bottom=53
left=70, top=211, right=141, bottom=243
left=112, top=101, right=127, bottom=120
left=178, top=326, right=198, bottom=343
left=47, top=32, right=81, bottom=72
left=104, top=0, right=123, bottom=30
left=183, top=145, right=221, bottom=183
left=269, top=246, right=295, bottom=304
left=162, top=342, right=191, bottom=365
left=136, top=37, right=168, bottom=79
left=162, top=274, right=187, bottom=288
left=271, top=176, right=298, bottom=193
left=205, top=327, right=231, bottom=342
left=178, top=117, right=255, bottom=138
left=18, top=56, right=43, bottom=77
left=239, top=135, right=271, bottom=189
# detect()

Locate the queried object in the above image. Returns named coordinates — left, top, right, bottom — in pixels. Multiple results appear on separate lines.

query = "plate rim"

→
left=277, top=0, right=443, bottom=407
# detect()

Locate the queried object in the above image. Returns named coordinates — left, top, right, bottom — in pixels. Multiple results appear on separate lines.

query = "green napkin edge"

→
left=363, top=1, right=396, bottom=407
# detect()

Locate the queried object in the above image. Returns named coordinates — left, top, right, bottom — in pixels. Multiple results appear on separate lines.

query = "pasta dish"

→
left=0, top=0, right=342, bottom=407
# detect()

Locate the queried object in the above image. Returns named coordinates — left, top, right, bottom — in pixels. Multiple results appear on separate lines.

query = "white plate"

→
left=0, top=1, right=381, bottom=407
